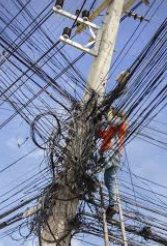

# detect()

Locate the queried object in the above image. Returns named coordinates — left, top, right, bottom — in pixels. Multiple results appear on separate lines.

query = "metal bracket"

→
left=53, top=6, right=102, bottom=56
left=88, top=26, right=97, bottom=40
left=60, top=36, right=98, bottom=56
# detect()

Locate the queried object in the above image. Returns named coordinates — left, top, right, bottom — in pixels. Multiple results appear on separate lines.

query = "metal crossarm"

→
left=53, top=6, right=100, bottom=30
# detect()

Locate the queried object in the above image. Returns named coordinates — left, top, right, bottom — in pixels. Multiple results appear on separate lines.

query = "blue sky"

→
left=0, top=0, right=167, bottom=245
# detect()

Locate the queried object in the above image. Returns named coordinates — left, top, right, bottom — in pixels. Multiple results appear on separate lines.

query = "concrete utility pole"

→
left=41, top=0, right=124, bottom=245
left=84, top=0, right=124, bottom=101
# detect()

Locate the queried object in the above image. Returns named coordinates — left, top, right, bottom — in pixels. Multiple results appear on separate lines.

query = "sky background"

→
left=0, top=0, right=167, bottom=245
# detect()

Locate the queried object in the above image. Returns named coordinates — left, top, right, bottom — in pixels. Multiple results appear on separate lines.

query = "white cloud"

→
left=25, top=242, right=32, bottom=246
left=6, top=137, right=23, bottom=149
left=28, top=149, right=44, bottom=160
left=25, top=239, right=38, bottom=246
left=71, top=238, right=83, bottom=246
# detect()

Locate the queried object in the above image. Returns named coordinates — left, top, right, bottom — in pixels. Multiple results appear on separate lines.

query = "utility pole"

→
left=84, top=0, right=124, bottom=101
left=41, top=0, right=124, bottom=245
